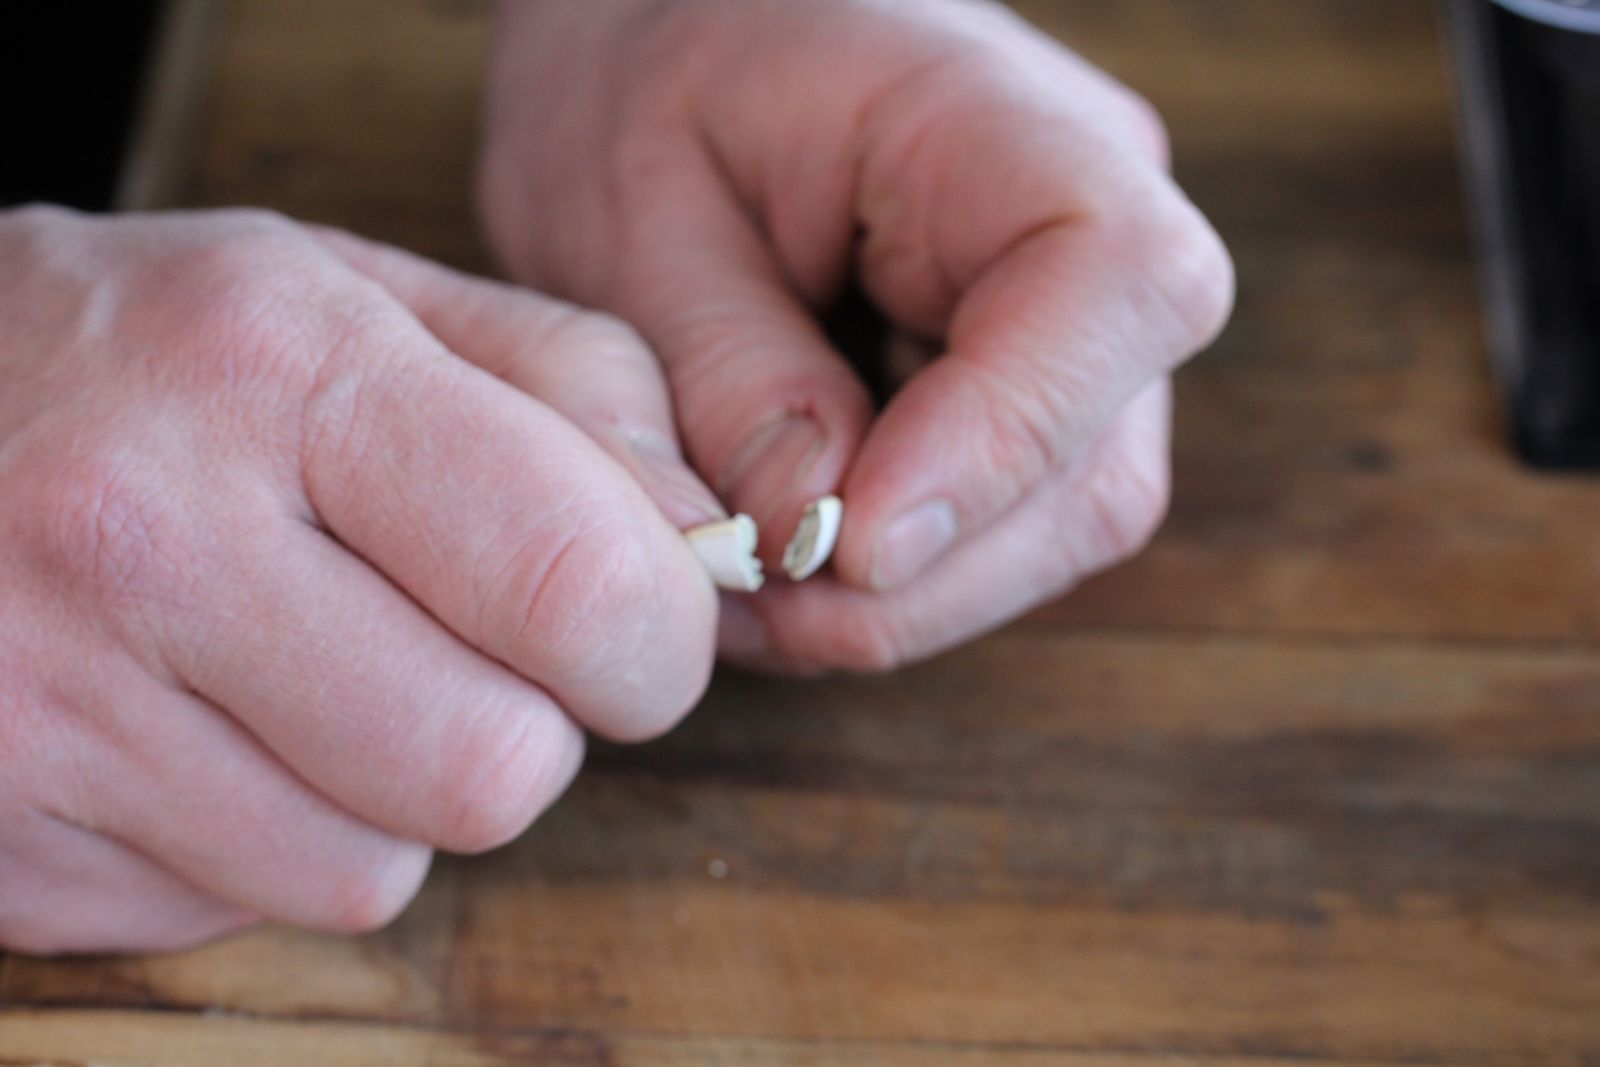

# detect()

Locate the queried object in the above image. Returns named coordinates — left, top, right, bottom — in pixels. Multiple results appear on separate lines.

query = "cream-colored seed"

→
left=685, top=513, right=764, bottom=592
left=782, top=495, right=843, bottom=581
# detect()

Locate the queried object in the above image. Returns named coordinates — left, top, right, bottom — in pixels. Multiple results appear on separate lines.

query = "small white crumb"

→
left=707, top=858, right=730, bottom=880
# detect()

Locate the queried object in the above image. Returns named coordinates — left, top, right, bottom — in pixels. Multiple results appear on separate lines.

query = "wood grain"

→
left=3, top=0, right=1598, bottom=1064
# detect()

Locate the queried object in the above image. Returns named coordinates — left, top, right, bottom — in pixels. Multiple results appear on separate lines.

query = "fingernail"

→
left=871, top=499, right=958, bottom=591
left=628, top=433, right=727, bottom=529
left=720, top=414, right=826, bottom=521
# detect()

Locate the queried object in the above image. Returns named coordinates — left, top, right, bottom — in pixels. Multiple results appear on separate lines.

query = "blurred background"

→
left=2, top=2, right=1597, bottom=1064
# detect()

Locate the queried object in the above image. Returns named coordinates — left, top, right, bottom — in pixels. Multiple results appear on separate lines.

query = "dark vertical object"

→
left=1446, top=0, right=1600, bottom=468
left=0, top=2, right=166, bottom=210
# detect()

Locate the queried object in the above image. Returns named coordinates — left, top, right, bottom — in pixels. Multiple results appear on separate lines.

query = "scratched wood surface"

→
left=4, top=1, right=1600, bottom=1064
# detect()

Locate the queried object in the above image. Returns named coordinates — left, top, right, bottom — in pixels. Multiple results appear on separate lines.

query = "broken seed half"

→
left=782, top=495, right=843, bottom=581
left=686, top=513, right=764, bottom=592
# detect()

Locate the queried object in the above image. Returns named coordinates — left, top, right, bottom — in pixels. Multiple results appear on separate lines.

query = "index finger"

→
left=295, top=266, right=719, bottom=741
left=831, top=48, right=1233, bottom=590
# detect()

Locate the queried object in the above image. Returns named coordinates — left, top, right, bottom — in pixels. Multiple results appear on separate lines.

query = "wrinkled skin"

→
left=0, top=207, right=719, bottom=953
left=0, top=0, right=1232, bottom=956
left=480, top=0, right=1233, bottom=672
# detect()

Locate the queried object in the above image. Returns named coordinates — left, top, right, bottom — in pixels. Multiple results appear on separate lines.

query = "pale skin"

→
left=0, top=0, right=1232, bottom=954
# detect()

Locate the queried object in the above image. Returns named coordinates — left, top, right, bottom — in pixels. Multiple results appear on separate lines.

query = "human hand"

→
left=0, top=206, right=720, bottom=954
left=480, top=0, right=1233, bottom=672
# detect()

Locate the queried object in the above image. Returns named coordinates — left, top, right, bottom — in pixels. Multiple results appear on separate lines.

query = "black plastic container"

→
left=1445, top=0, right=1600, bottom=467
left=0, top=3, right=164, bottom=211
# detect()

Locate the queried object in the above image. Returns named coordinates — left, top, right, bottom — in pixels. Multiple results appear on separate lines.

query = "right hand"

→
left=0, top=206, right=720, bottom=955
left=480, top=0, right=1232, bottom=674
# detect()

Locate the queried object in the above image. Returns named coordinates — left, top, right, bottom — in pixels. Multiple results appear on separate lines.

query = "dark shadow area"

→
left=0, top=2, right=164, bottom=210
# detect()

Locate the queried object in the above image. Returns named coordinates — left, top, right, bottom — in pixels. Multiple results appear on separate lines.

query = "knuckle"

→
left=434, top=704, right=579, bottom=853
left=24, top=446, right=189, bottom=607
left=845, top=639, right=907, bottom=674
left=1084, top=448, right=1171, bottom=565
left=832, top=614, right=912, bottom=674
left=317, top=843, right=432, bottom=934
left=216, top=206, right=295, bottom=232
left=164, top=281, right=309, bottom=399
left=3, top=201, right=77, bottom=235
left=1128, top=202, right=1236, bottom=354
left=1115, top=88, right=1171, bottom=166
left=295, top=297, right=438, bottom=484
left=164, top=215, right=383, bottom=404
left=967, top=366, right=1085, bottom=499
left=541, top=306, right=652, bottom=361
left=492, top=497, right=660, bottom=671
left=295, top=343, right=398, bottom=493
left=175, top=212, right=303, bottom=296
left=485, top=495, right=717, bottom=741
left=530, top=306, right=667, bottom=396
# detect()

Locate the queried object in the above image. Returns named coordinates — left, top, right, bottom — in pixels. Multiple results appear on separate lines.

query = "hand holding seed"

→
left=481, top=0, right=1235, bottom=672
left=0, top=207, right=720, bottom=953
left=0, top=0, right=1236, bottom=956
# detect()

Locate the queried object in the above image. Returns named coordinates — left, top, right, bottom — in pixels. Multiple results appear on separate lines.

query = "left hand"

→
left=479, top=0, right=1234, bottom=672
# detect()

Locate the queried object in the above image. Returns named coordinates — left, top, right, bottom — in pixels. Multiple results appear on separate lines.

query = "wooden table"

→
left=5, top=1, right=1600, bottom=1063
